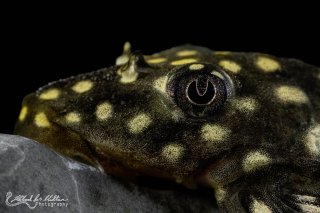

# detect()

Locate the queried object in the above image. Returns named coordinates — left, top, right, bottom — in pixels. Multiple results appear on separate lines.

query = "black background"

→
left=2, top=6, right=319, bottom=134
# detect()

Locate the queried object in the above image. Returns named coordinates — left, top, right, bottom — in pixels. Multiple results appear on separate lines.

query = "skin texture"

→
left=15, top=44, right=320, bottom=212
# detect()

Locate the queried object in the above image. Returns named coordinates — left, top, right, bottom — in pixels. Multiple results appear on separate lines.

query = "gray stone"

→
left=0, top=134, right=219, bottom=213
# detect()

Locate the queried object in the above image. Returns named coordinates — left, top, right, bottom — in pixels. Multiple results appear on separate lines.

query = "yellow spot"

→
left=298, top=203, right=320, bottom=212
left=251, top=198, right=273, bottom=213
left=242, top=151, right=271, bottom=173
left=189, top=64, right=204, bottom=70
left=214, top=187, right=227, bottom=202
left=18, top=106, right=28, bottom=121
left=214, top=51, right=231, bottom=55
left=219, top=60, right=241, bottom=74
left=275, top=85, right=309, bottom=104
left=128, top=113, right=152, bottom=134
left=34, top=112, right=50, bottom=127
left=39, top=88, right=60, bottom=100
left=201, top=124, right=230, bottom=143
left=256, top=56, right=281, bottom=72
left=176, top=50, right=197, bottom=57
left=65, top=112, right=81, bottom=123
left=147, top=57, right=167, bottom=64
left=304, top=124, right=320, bottom=156
left=72, top=80, right=93, bottom=93
left=211, top=71, right=225, bottom=80
left=96, top=102, right=113, bottom=121
left=232, top=97, right=258, bottom=112
left=153, top=76, right=168, bottom=93
left=162, top=144, right=184, bottom=162
left=171, top=58, right=198, bottom=66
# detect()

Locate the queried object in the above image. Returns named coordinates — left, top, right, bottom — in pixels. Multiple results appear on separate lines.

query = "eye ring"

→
left=166, top=63, right=233, bottom=117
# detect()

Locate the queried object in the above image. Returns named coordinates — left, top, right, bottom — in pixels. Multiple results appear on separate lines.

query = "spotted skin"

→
left=15, top=44, right=320, bottom=212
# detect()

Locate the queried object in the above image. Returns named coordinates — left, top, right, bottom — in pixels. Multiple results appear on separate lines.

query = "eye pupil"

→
left=187, top=80, right=215, bottom=105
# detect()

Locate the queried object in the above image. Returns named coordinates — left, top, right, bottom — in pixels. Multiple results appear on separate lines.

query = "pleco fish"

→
left=15, top=43, right=320, bottom=212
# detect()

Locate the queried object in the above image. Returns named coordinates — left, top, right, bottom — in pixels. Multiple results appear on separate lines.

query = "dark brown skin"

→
left=15, top=44, right=320, bottom=212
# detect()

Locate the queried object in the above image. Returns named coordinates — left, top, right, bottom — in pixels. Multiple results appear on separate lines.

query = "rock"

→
left=0, top=134, right=219, bottom=213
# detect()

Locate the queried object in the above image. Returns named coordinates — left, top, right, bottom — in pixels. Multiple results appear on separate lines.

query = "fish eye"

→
left=166, top=63, right=233, bottom=117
